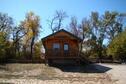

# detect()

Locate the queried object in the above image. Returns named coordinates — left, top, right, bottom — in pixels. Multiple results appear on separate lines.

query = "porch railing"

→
left=46, top=48, right=79, bottom=59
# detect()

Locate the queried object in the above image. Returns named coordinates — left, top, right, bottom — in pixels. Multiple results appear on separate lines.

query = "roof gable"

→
left=42, top=29, right=82, bottom=42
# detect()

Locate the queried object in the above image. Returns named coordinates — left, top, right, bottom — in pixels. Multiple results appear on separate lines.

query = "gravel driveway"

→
left=0, top=63, right=125, bottom=84
left=100, top=63, right=126, bottom=84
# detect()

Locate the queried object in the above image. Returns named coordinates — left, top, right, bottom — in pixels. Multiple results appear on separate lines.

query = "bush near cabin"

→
left=107, top=30, right=126, bottom=62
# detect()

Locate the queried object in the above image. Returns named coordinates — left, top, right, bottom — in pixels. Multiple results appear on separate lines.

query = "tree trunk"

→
left=30, top=36, right=35, bottom=60
left=98, top=46, right=102, bottom=63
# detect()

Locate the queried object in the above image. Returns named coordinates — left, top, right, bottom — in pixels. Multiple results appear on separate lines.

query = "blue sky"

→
left=0, top=0, right=126, bottom=40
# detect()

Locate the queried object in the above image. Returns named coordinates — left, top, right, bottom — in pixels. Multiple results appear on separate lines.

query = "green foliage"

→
left=78, top=11, right=126, bottom=61
left=33, top=42, right=42, bottom=60
left=0, top=32, right=10, bottom=62
left=107, top=30, right=126, bottom=60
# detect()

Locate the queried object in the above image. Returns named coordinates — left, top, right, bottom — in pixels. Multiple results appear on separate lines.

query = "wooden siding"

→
left=42, top=30, right=81, bottom=61
left=45, top=38, right=79, bottom=59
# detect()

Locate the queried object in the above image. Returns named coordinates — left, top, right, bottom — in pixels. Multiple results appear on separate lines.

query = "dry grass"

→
left=0, top=63, right=116, bottom=84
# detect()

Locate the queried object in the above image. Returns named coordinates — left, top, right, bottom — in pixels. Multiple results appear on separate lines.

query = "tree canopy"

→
left=21, top=11, right=41, bottom=59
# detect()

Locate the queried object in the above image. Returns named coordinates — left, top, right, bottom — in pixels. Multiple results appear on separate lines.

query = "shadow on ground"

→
left=51, top=63, right=112, bottom=73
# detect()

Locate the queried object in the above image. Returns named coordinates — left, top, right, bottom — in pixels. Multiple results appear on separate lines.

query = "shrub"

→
left=107, top=30, right=126, bottom=62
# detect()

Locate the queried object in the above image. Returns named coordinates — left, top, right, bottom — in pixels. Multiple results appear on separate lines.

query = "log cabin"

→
left=42, top=29, right=87, bottom=64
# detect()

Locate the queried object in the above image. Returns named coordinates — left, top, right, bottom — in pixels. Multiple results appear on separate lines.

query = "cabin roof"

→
left=41, top=29, right=82, bottom=42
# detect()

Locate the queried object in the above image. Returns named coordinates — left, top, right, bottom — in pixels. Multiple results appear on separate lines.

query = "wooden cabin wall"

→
left=45, top=38, right=78, bottom=51
left=43, top=31, right=80, bottom=59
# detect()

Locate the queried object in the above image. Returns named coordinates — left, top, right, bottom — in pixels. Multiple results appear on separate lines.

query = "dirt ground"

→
left=0, top=63, right=124, bottom=84
left=101, top=63, right=126, bottom=84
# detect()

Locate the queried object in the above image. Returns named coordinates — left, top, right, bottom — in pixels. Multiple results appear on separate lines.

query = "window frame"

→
left=64, top=43, right=69, bottom=51
left=53, top=43, right=60, bottom=50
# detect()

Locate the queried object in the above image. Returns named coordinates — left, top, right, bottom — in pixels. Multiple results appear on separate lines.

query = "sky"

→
left=0, top=0, right=126, bottom=41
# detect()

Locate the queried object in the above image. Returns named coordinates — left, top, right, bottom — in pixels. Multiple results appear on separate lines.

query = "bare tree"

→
left=12, top=26, right=28, bottom=56
left=0, top=13, right=13, bottom=38
left=47, top=10, right=67, bottom=33
left=69, top=16, right=80, bottom=37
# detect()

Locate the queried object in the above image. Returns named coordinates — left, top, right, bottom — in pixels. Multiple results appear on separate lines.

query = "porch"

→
left=45, top=49, right=79, bottom=59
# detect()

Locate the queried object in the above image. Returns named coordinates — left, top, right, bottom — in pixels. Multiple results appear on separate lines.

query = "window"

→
left=64, top=44, right=69, bottom=51
left=53, top=43, right=60, bottom=50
